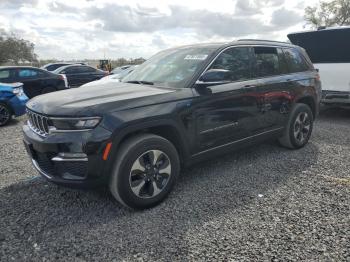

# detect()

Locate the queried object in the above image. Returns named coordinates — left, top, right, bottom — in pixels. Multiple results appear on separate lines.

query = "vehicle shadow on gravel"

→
left=0, top=140, right=320, bottom=260
left=319, top=106, right=350, bottom=120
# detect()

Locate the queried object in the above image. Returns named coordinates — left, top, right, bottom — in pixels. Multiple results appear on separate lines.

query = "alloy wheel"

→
left=129, top=150, right=171, bottom=198
left=293, top=112, right=311, bottom=144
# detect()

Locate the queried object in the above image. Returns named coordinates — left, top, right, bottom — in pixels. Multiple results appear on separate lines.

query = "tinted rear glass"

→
left=283, top=48, right=310, bottom=73
left=253, top=47, right=281, bottom=77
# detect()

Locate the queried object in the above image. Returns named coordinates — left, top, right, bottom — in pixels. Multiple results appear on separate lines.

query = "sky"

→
left=0, top=0, right=320, bottom=60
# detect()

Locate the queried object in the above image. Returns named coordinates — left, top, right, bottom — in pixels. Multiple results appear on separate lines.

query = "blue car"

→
left=0, top=82, right=28, bottom=126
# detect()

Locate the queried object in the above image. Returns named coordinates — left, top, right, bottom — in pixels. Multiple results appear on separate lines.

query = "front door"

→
left=192, top=46, right=260, bottom=152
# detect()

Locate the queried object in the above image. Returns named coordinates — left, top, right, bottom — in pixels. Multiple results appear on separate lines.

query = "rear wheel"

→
left=109, top=134, right=180, bottom=209
left=0, top=103, right=12, bottom=127
left=279, top=103, right=314, bottom=149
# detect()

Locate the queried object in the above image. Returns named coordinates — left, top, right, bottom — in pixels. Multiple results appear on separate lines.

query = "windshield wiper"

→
left=126, top=80, right=154, bottom=85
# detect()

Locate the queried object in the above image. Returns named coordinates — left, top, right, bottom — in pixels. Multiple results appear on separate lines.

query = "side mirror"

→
left=197, top=69, right=231, bottom=84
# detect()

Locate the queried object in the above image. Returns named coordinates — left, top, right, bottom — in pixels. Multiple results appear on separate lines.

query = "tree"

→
left=305, top=0, right=350, bottom=28
left=0, top=32, right=37, bottom=65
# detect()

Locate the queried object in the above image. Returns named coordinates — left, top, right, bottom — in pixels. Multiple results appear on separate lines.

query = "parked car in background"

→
left=23, top=40, right=321, bottom=209
left=110, top=65, right=132, bottom=75
left=0, top=82, right=28, bottom=126
left=82, top=65, right=138, bottom=87
left=288, top=26, right=350, bottom=106
left=53, top=65, right=108, bottom=88
left=41, top=62, right=87, bottom=72
left=0, top=66, right=68, bottom=99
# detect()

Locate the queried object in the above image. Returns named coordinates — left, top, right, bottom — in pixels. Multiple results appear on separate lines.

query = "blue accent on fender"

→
left=0, top=82, right=29, bottom=117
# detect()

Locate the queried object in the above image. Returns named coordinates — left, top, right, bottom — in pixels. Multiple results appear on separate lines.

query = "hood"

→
left=26, top=82, right=177, bottom=116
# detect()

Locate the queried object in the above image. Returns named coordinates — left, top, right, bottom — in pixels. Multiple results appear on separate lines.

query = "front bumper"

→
left=22, top=123, right=113, bottom=187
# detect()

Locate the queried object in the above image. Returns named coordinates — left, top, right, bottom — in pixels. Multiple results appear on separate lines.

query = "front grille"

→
left=26, top=109, right=50, bottom=137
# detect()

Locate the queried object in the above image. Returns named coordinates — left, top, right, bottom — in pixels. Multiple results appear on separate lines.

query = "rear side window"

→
left=253, top=47, right=281, bottom=77
left=0, top=70, right=10, bottom=80
left=78, top=66, right=96, bottom=73
left=209, top=47, right=252, bottom=82
left=18, top=69, right=38, bottom=78
left=283, top=48, right=310, bottom=73
left=64, top=67, right=78, bottom=74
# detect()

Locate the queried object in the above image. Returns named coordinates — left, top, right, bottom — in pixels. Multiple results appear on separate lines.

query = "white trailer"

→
left=288, top=27, right=350, bottom=106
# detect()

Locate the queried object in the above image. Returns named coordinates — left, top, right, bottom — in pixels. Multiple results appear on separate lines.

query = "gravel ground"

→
left=0, top=107, right=349, bottom=261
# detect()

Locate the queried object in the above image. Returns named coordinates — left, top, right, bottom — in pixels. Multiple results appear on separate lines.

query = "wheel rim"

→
left=293, top=112, right=311, bottom=144
left=129, top=150, right=171, bottom=199
left=0, top=105, right=10, bottom=125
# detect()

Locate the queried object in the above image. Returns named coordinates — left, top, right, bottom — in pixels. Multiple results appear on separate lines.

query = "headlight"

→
left=13, top=87, right=24, bottom=96
left=50, top=117, right=101, bottom=131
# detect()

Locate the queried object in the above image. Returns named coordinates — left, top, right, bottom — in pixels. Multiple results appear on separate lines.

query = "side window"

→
left=253, top=47, right=281, bottom=77
left=18, top=69, right=38, bottom=78
left=79, top=66, right=95, bottom=73
left=64, top=67, right=78, bottom=74
left=283, top=48, right=310, bottom=73
left=209, top=47, right=252, bottom=82
left=0, top=70, right=10, bottom=80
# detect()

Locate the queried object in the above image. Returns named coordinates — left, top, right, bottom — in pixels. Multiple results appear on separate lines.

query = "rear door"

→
left=16, top=68, right=43, bottom=98
left=63, top=67, right=80, bottom=87
left=251, top=46, right=292, bottom=131
left=77, top=66, right=101, bottom=85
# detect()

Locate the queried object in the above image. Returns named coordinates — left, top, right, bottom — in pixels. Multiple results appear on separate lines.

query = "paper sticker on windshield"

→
left=184, top=54, right=208, bottom=60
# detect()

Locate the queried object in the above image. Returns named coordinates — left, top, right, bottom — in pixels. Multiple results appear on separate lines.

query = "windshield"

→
left=122, top=47, right=216, bottom=88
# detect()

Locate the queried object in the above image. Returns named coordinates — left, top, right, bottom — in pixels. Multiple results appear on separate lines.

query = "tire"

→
left=0, top=103, right=12, bottom=127
left=109, top=134, right=180, bottom=209
left=41, top=86, right=56, bottom=94
left=279, top=103, right=314, bottom=149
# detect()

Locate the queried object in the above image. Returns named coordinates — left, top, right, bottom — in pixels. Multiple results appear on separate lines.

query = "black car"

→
left=53, top=65, right=107, bottom=88
left=0, top=66, right=68, bottom=99
left=23, top=40, right=321, bottom=209
left=41, top=62, right=87, bottom=72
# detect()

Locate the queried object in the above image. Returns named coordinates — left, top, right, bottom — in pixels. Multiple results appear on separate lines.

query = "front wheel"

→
left=279, top=103, right=314, bottom=149
left=109, top=134, right=180, bottom=209
left=0, top=103, right=12, bottom=127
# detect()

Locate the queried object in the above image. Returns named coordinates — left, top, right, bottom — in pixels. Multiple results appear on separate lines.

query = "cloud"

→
left=85, top=4, right=271, bottom=37
left=270, top=7, right=302, bottom=27
left=0, top=0, right=313, bottom=59
left=235, top=0, right=285, bottom=15
left=0, top=0, right=38, bottom=8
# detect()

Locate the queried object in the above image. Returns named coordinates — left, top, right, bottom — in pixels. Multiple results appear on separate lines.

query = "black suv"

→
left=23, top=40, right=321, bottom=209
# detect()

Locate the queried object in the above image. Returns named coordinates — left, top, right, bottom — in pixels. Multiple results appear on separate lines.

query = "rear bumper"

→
left=22, top=123, right=113, bottom=188
left=322, top=90, right=350, bottom=105
left=9, top=95, right=28, bottom=117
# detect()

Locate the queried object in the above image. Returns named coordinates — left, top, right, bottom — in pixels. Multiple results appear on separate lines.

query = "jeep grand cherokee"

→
left=23, top=40, right=321, bottom=209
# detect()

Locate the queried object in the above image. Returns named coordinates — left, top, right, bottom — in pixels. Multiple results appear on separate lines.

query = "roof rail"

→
left=237, top=39, right=290, bottom=44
